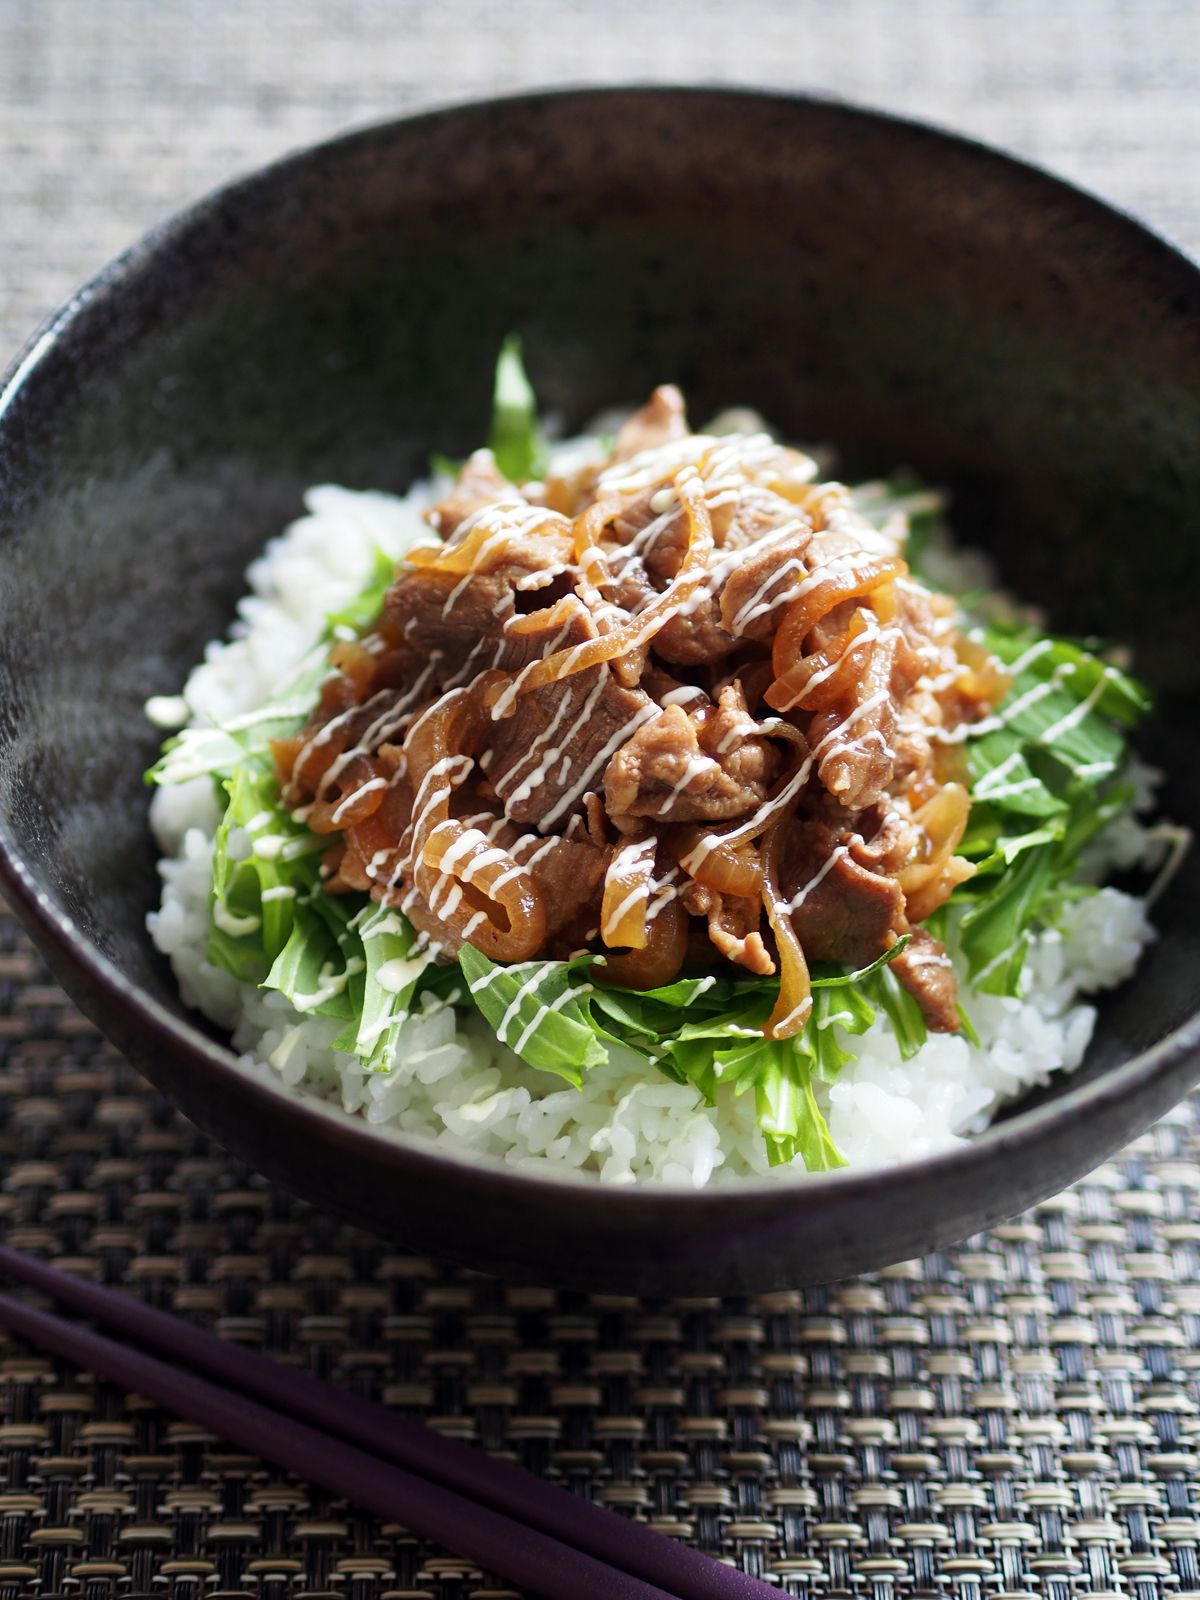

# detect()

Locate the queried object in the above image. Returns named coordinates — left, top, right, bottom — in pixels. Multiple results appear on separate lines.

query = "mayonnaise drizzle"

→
left=541, top=701, right=663, bottom=830
left=782, top=844, right=850, bottom=913
left=500, top=665, right=613, bottom=809
left=656, top=753, right=718, bottom=816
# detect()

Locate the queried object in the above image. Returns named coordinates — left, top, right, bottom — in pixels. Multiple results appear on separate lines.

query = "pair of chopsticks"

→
left=0, top=1245, right=775, bottom=1600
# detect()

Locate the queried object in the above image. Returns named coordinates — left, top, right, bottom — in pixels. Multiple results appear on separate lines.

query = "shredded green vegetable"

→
left=148, top=343, right=1152, bottom=1171
left=487, top=334, right=547, bottom=483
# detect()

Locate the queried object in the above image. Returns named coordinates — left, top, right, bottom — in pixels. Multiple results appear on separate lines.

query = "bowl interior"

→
left=2, top=87, right=1199, bottom=1156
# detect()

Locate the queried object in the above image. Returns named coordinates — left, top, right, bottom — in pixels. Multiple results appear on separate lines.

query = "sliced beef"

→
left=637, top=489, right=810, bottom=664
left=381, top=567, right=595, bottom=682
left=605, top=554, right=657, bottom=616
left=847, top=804, right=920, bottom=877
left=429, top=450, right=511, bottom=536
left=681, top=880, right=774, bottom=975
left=781, top=818, right=905, bottom=968
left=888, top=926, right=960, bottom=1032
left=381, top=565, right=513, bottom=668
left=488, top=665, right=654, bottom=830
left=697, top=683, right=762, bottom=763
left=604, top=702, right=777, bottom=828
left=605, top=541, right=738, bottom=666
left=527, top=836, right=609, bottom=947
left=654, top=595, right=737, bottom=666
left=719, top=526, right=812, bottom=642
left=612, top=385, right=688, bottom=460
left=809, top=629, right=900, bottom=813
left=639, top=506, right=691, bottom=582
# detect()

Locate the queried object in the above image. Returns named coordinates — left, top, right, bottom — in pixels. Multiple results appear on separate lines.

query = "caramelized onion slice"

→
left=760, top=819, right=812, bottom=1040
left=766, top=607, right=877, bottom=714
left=678, top=725, right=811, bottom=875
left=407, top=506, right=572, bottom=576
left=769, top=553, right=907, bottom=681
left=670, top=827, right=763, bottom=898
left=600, top=836, right=658, bottom=950
left=487, top=469, right=715, bottom=714
left=898, top=781, right=975, bottom=923
left=571, top=495, right=623, bottom=603
left=596, top=898, right=689, bottom=990
left=417, top=818, right=547, bottom=962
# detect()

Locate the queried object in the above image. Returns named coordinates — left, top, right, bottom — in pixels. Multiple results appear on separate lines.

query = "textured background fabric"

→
left=3, top=0, right=1200, bottom=358
left=3, top=4, right=1200, bottom=1597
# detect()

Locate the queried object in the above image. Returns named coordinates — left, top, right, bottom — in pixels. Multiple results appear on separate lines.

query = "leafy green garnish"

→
left=942, top=615, right=1149, bottom=995
left=145, top=647, right=329, bottom=788
left=457, top=947, right=606, bottom=1084
left=265, top=895, right=363, bottom=1021
left=207, top=760, right=324, bottom=983
left=489, top=335, right=547, bottom=483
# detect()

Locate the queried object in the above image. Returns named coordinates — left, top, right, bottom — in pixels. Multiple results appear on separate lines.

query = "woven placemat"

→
left=5, top=4, right=1200, bottom=1594
left=4, top=898, right=1200, bottom=1599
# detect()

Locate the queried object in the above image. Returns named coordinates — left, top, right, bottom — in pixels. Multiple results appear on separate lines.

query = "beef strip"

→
left=681, top=881, right=774, bottom=975
left=780, top=818, right=906, bottom=968
left=887, top=925, right=960, bottom=1032
left=529, top=835, right=610, bottom=950
left=488, top=665, right=654, bottom=830
left=612, top=385, right=688, bottom=460
left=380, top=564, right=596, bottom=684
left=655, top=595, right=737, bottom=666
left=846, top=803, right=920, bottom=877
left=605, top=541, right=739, bottom=666
left=636, top=486, right=813, bottom=664
left=380, top=565, right=509, bottom=666
left=604, top=700, right=777, bottom=829
left=810, top=627, right=900, bottom=812
left=428, top=450, right=511, bottom=536
left=718, top=518, right=814, bottom=643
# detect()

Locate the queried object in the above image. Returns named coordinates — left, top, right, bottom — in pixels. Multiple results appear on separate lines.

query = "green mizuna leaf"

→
left=458, top=945, right=606, bottom=1085
left=965, top=729, right=1067, bottom=818
left=985, top=629, right=1149, bottom=726
left=810, top=935, right=911, bottom=989
left=957, top=841, right=1061, bottom=996
left=973, top=626, right=1147, bottom=790
left=264, top=899, right=365, bottom=1021
left=206, top=760, right=326, bottom=983
left=489, top=335, right=547, bottom=483
left=327, top=905, right=431, bottom=1068
left=866, top=966, right=928, bottom=1060
left=717, top=1037, right=845, bottom=1171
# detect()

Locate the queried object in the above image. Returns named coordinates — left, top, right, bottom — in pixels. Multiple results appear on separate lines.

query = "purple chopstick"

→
left=0, top=1246, right=775, bottom=1600
left=0, top=1288, right=681, bottom=1600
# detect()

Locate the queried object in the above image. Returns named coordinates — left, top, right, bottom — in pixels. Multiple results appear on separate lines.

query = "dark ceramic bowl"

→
left=2, top=88, right=1199, bottom=1293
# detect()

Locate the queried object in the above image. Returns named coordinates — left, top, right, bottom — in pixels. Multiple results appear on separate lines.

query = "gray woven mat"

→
left=4, top=4, right=1200, bottom=1594
left=3, top=0, right=1200, bottom=357
left=4, top=901, right=1200, bottom=1598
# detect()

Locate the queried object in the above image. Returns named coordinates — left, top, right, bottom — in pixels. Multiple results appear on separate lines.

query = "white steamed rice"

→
left=147, top=477, right=1159, bottom=1187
